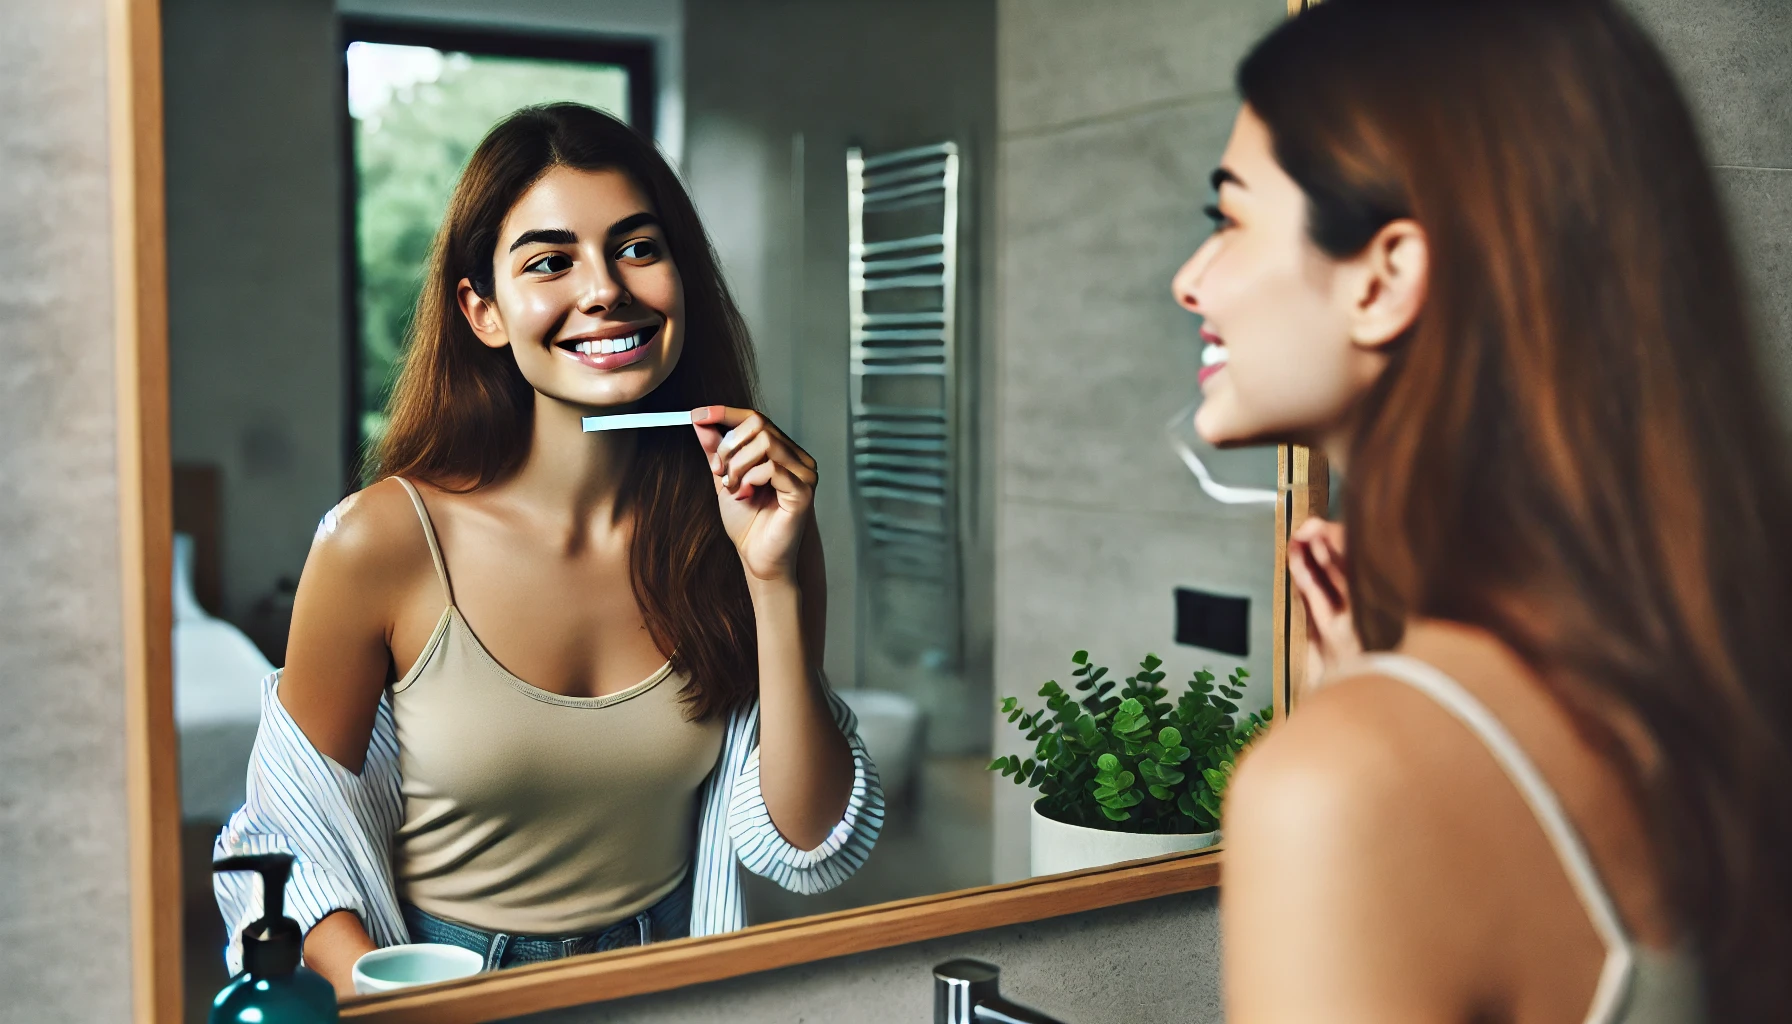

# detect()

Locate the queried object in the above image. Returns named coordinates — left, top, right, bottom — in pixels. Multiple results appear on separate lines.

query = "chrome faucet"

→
left=933, top=959, right=1069, bottom=1024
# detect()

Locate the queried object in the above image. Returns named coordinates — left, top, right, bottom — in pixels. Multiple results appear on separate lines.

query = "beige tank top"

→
left=1354, top=654, right=1705, bottom=1024
left=388, top=478, right=726, bottom=937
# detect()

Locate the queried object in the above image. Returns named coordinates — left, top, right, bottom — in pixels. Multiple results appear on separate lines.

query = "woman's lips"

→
left=1198, top=332, right=1228, bottom=386
left=557, top=324, right=660, bottom=370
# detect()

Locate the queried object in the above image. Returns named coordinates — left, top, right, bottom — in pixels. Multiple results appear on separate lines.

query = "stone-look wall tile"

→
left=163, top=0, right=347, bottom=622
left=994, top=502, right=1275, bottom=710
left=998, top=0, right=1283, bottom=136
left=1717, top=168, right=1792, bottom=423
left=999, top=98, right=1270, bottom=517
left=990, top=500, right=1276, bottom=881
left=1624, top=0, right=1792, bottom=170
left=509, top=889, right=1224, bottom=1024
left=0, top=0, right=134, bottom=1020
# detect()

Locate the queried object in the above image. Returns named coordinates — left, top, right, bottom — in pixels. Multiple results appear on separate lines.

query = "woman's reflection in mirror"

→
left=1173, top=2, right=1789, bottom=1021
left=213, top=103, right=882, bottom=998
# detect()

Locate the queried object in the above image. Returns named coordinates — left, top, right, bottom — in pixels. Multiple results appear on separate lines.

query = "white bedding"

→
left=173, top=533, right=274, bottom=822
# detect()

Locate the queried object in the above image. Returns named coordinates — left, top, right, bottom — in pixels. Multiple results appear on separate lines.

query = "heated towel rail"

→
left=847, top=141, right=965, bottom=664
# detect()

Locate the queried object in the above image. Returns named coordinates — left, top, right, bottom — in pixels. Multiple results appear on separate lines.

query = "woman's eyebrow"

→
left=508, top=228, right=576, bottom=253
left=1211, top=167, right=1245, bottom=191
left=606, top=212, right=660, bottom=239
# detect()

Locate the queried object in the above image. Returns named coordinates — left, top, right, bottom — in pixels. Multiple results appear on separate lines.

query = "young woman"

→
left=215, top=104, right=881, bottom=995
left=1178, top=2, right=1791, bottom=1021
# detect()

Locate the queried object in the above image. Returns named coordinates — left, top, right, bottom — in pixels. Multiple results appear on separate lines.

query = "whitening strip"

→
left=581, top=410, right=696, bottom=432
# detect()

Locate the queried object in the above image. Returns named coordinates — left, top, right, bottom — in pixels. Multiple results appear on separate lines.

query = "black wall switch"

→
left=1174, top=587, right=1249, bottom=657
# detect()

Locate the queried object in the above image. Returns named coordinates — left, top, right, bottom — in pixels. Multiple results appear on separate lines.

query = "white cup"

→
left=352, top=943, right=485, bottom=995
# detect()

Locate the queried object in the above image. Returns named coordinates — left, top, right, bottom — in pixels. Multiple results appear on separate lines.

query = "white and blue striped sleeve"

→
left=724, top=685, right=885, bottom=894
left=212, top=670, right=409, bottom=973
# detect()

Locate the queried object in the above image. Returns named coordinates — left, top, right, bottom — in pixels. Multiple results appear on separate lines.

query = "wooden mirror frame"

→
left=109, top=0, right=1325, bottom=1019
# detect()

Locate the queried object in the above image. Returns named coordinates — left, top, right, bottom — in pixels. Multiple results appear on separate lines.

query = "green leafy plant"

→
left=989, top=651, right=1271, bottom=834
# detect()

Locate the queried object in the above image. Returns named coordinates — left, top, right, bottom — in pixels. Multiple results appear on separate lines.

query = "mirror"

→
left=124, top=0, right=1309, bottom=1019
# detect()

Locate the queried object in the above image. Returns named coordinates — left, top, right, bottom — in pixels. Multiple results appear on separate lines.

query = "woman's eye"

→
left=523, top=253, right=572, bottom=274
left=617, top=239, right=661, bottom=262
left=1203, top=204, right=1234, bottom=232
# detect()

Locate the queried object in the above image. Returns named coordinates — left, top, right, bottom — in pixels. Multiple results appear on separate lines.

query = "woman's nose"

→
left=577, top=263, right=629, bottom=314
left=1171, top=238, right=1218, bottom=314
left=1172, top=259, right=1203, bottom=314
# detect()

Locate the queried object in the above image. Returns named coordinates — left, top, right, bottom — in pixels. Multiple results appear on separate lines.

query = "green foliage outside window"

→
left=351, top=45, right=630, bottom=456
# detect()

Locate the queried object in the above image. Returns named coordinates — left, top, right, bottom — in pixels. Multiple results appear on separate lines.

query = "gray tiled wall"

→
left=163, top=0, right=347, bottom=625
left=1625, top=0, right=1792, bottom=424
left=990, top=0, right=1288, bottom=885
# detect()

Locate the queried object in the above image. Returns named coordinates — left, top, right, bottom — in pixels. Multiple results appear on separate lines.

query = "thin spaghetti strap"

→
left=1350, top=653, right=1636, bottom=1021
left=391, top=477, right=454, bottom=606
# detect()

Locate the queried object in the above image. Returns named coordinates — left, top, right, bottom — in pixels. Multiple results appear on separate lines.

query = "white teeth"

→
left=1202, top=344, right=1229, bottom=367
left=568, top=330, right=648, bottom=358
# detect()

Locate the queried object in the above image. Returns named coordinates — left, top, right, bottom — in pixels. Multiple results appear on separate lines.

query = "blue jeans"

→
left=401, top=872, right=693, bottom=971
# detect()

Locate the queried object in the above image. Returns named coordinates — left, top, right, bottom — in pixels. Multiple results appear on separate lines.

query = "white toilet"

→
left=837, top=689, right=925, bottom=805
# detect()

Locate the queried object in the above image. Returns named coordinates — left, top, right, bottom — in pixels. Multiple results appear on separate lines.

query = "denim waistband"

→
left=401, top=872, right=693, bottom=972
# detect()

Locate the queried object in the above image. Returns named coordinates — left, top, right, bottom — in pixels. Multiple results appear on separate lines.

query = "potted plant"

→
left=990, top=651, right=1271, bottom=876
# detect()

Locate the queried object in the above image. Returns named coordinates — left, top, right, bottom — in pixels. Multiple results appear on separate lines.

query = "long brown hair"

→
left=1241, top=1, right=1792, bottom=1016
left=371, top=103, right=759, bottom=720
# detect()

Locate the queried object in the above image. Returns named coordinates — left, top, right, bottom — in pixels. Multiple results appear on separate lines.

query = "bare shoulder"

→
left=301, top=476, right=434, bottom=588
left=1225, top=675, right=1429, bottom=859
left=280, top=477, right=435, bottom=768
left=1221, top=675, right=1498, bottom=1021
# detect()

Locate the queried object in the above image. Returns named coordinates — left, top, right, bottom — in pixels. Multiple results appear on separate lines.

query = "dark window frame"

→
left=336, top=17, right=657, bottom=488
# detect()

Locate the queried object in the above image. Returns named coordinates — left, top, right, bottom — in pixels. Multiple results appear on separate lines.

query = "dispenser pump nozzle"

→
left=213, top=852, right=303, bottom=977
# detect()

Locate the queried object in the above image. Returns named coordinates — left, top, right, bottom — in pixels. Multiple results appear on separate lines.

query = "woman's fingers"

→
left=718, top=432, right=771, bottom=488
left=1290, top=516, right=1349, bottom=608
left=1290, top=520, right=1363, bottom=680
left=713, top=427, right=819, bottom=504
left=720, top=433, right=818, bottom=487
left=1290, top=515, right=1334, bottom=547
left=694, top=407, right=817, bottom=477
left=732, top=461, right=815, bottom=511
left=1289, top=545, right=1339, bottom=619
left=1305, top=540, right=1348, bottom=611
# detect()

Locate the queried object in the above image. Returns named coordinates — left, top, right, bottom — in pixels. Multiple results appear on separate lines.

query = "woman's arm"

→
left=301, top=911, right=379, bottom=994
left=694, top=407, right=854, bottom=849
left=747, top=522, right=854, bottom=847
left=276, top=479, right=432, bottom=995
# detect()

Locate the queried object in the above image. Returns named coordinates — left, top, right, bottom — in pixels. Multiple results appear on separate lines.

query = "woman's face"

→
left=1172, top=105, right=1394, bottom=452
left=460, top=165, right=685, bottom=410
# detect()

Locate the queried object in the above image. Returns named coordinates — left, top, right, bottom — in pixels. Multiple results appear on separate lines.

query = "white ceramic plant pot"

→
left=1029, top=800, right=1219, bottom=877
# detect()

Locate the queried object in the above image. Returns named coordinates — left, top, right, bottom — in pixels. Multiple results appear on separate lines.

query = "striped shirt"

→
left=213, top=670, right=884, bottom=973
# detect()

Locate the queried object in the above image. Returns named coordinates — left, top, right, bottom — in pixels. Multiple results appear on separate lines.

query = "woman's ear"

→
left=457, top=278, right=510, bottom=350
left=1344, top=219, right=1428, bottom=350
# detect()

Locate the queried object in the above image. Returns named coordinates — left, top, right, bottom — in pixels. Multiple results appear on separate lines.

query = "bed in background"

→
left=172, top=464, right=273, bottom=824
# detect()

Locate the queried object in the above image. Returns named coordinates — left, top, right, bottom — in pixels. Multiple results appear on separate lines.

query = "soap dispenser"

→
left=210, top=852, right=339, bottom=1023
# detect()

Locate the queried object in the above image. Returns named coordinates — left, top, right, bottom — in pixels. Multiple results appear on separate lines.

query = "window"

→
left=343, top=21, right=654, bottom=458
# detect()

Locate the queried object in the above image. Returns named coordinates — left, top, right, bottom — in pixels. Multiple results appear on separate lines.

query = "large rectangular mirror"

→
left=111, top=0, right=1321, bottom=1020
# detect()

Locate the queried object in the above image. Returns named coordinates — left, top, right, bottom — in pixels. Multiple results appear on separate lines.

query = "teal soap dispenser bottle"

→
left=210, top=853, right=339, bottom=1023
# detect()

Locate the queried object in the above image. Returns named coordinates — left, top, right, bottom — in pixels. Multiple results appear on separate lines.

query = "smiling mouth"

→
left=557, top=324, right=659, bottom=357
left=1199, top=332, right=1229, bottom=384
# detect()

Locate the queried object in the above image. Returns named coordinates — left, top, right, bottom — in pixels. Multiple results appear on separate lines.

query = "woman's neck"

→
left=503, top=393, right=638, bottom=520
